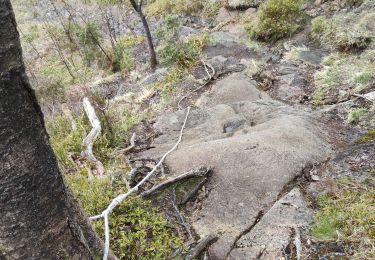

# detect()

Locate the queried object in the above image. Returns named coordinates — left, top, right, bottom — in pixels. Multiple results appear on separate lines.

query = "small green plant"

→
left=348, top=108, right=368, bottom=124
left=311, top=182, right=375, bottom=258
left=111, top=36, right=143, bottom=73
left=23, top=24, right=39, bottom=44
left=247, top=0, right=306, bottom=42
left=65, top=173, right=184, bottom=259
left=157, top=16, right=209, bottom=68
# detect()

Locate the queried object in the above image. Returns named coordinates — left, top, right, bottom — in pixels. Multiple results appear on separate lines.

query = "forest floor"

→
left=13, top=0, right=374, bottom=259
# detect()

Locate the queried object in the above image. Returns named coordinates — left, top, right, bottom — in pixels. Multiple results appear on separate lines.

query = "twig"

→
left=294, top=227, right=302, bottom=260
left=185, top=235, right=218, bottom=260
left=172, top=187, right=193, bottom=240
left=89, top=107, right=191, bottom=260
left=118, top=132, right=136, bottom=154
left=141, top=167, right=210, bottom=198
left=82, top=97, right=105, bottom=176
left=178, top=60, right=215, bottom=109
left=351, top=92, right=375, bottom=102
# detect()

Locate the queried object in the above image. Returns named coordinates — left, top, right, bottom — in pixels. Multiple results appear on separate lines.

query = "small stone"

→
left=311, top=174, right=320, bottom=181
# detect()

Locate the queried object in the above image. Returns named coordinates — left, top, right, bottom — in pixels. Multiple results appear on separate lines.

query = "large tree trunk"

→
left=0, top=1, right=107, bottom=259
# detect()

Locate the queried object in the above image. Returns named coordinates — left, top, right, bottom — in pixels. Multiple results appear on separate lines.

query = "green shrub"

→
left=65, top=173, right=184, bottom=259
left=311, top=182, right=375, bottom=258
left=111, top=36, right=143, bottom=73
left=70, top=21, right=105, bottom=66
left=310, top=11, right=373, bottom=51
left=247, top=0, right=306, bottom=42
left=157, top=16, right=209, bottom=68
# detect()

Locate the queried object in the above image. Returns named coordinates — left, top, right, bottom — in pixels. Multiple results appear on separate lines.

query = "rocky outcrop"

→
left=140, top=72, right=331, bottom=258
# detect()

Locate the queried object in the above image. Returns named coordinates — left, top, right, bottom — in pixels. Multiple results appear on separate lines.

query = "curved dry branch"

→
left=82, top=97, right=105, bottom=176
left=89, top=107, right=191, bottom=260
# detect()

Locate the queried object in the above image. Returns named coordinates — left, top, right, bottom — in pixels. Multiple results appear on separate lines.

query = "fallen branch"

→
left=140, top=167, right=210, bottom=198
left=185, top=235, right=218, bottom=260
left=351, top=91, right=375, bottom=102
left=118, top=132, right=136, bottom=154
left=82, top=97, right=105, bottom=176
left=172, top=187, right=193, bottom=240
left=89, top=107, right=191, bottom=260
left=180, top=176, right=209, bottom=205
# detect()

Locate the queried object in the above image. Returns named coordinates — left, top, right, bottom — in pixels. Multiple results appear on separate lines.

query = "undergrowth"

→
left=313, top=50, right=375, bottom=105
left=65, top=174, right=183, bottom=259
left=156, top=15, right=210, bottom=68
left=311, top=181, right=375, bottom=259
left=310, top=12, right=373, bottom=51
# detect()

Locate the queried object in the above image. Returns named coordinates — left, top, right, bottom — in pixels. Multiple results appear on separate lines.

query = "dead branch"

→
left=89, top=107, right=191, bottom=260
left=351, top=91, right=375, bottom=102
left=180, top=176, right=209, bottom=205
left=178, top=60, right=215, bottom=109
left=118, top=133, right=136, bottom=154
left=172, top=187, right=193, bottom=240
left=141, top=167, right=210, bottom=198
left=185, top=235, right=218, bottom=260
left=82, top=97, right=105, bottom=176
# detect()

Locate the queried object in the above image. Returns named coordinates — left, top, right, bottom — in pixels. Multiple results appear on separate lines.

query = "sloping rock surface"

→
left=141, top=73, right=330, bottom=258
left=228, top=188, right=312, bottom=259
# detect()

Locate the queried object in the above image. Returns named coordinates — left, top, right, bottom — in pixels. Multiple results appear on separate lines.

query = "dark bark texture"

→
left=0, top=1, right=106, bottom=259
left=129, top=0, right=157, bottom=69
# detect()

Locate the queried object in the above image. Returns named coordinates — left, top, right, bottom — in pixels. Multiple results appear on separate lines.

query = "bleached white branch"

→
left=82, top=97, right=105, bottom=176
left=89, top=107, right=191, bottom=260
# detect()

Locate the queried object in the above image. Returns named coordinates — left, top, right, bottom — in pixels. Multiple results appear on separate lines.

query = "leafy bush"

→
left=111, top=36, right=143, bottom=73
left=65, top=173, right=183, bottom=259
left=247, top=0, right=306, bottom=42
left=311, top=182, right=375, bottom=259
left=310, top=11, right=373, bottom=51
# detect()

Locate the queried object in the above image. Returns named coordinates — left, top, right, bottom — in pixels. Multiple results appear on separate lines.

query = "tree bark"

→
left=129, top=0, right=157, bottom=70
left=0, top=1, right=108, bottom=259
